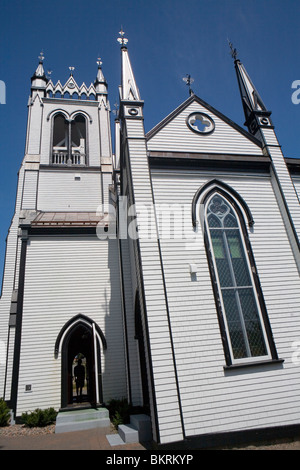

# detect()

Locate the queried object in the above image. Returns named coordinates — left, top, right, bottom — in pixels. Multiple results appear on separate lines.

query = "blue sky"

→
left=0, top=0, right=300, bottom=277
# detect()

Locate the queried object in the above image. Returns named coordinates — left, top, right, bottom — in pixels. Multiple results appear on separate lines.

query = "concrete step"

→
left=118, top=423, right=139, bottom=443
left=130, top=414, right=152, bottom=442
left=55, top=408, right=110, bottom=434
left=114, top=414, right=152, bottom=445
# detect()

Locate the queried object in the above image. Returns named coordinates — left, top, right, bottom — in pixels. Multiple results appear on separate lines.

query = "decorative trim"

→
left=28, top=226, right=98, bottom=235
left=191, top=179, right=255, bottom=228
left=224, top=358, right=284, bottom=371
left=200, top=186, right=279, bottom=367
left=128, top=108, right=139, bottom=116
left=146, top=94, right=263, bottom=148
left=148, top=152, right=271, bottom=172
left=39, top=164, right=101, bottom=172
left=186, top=111, right=215, bottom=135
left=54, top=313, right=107, bottom=359
left=46, top=109, right=92, bottom=123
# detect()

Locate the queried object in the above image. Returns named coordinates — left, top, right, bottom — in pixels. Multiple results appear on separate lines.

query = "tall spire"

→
left=32, top=52, right=47, bottom=79
left=94, top=57, right=108, bottom=97
left=118, top=29, right=141, bottom=102
left=31, top=51, right=48, bottom=96
left=229, top=41, right=272, bottom=137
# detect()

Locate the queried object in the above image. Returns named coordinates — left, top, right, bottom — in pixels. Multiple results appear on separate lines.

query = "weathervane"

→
left=38, top=51, right=45, bottom=63
left=117, top=28, right=128, bottom=47
left=69, top=66, right=75, bottom=76
left=228, top=40, right=238, bottom=60
left=183, top=74, right=194, bottom=96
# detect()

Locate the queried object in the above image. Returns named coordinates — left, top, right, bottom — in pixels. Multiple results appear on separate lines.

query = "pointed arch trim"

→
left=191, top=179, right=254, bottom=228
left=54, top=314, right=107, bottom=359
left=47, top=109, right=92, bottom=123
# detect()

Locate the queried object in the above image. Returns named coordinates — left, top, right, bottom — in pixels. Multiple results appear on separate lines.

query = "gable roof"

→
left=146, top=94, right=263, bottom=156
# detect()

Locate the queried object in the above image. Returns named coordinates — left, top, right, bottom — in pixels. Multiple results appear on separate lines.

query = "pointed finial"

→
left=183, top=74, right=194, bottom=96
left=97, top=57, right=103, bottom=67
left=228, top=39, right=238, bottom=60
left=69, top=66, right=75, bottom=76
left=38, top=51, right=45, bottom=63
left=117, top=27, right=128, bottom=47
left=113, top=101, right=119, bottom=116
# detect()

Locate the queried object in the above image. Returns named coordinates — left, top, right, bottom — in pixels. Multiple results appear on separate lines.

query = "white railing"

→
left=52, top=151, right=86, bottom=166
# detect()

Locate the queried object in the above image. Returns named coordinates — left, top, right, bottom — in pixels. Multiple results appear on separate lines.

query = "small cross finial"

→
left=117, top=27, right=128, bottom=47
left=228, top=40, right=238, bottom=60
left=38, top=51, right=45, bottom=63
left=97, top=57, right=102, bottom=67
left=69, top=66, right=75, bottom=76
left=183, top=74, right=194, bottom=96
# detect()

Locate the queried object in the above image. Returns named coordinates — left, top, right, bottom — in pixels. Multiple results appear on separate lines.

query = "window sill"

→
left=224, top=358, right=284, bottom=371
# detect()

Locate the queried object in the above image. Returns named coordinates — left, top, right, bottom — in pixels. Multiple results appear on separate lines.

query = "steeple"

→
left=31, top=52, right=48, bottom=95
left=94, top=57, right=108, bottom=98
left=118, top=29, right=141, bottom=102
left=229, top=42, right=273, bottom=139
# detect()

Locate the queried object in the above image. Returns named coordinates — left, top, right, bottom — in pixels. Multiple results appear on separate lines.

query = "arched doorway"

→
left=55, top=315, right=106, bottom=409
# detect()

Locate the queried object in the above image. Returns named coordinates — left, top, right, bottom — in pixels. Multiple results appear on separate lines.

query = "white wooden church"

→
left=1, top=33, right=300, bottom=447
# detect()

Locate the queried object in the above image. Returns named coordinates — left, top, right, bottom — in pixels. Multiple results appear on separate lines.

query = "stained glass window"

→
left=206, top=194, right=268, bottom=361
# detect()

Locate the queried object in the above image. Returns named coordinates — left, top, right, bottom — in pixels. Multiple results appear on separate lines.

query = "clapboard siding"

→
left=3, top=329, right=15, bottom=401
left=147, top=100, right=264, bottom=155
left=21, top=170, right=38, bottom=209
left=263, top=135, right=300, bottom=246
left=0, top=162, right=26, bottom=396
left=37, top=170, right=102, bottom=212
left=151, top=169, right=300, bottom=437
left=119, top=237, right=143, bottom=406
left=292, top=176, right=300, bottom=201
left=124, top=117, right=185, bottom=443
left=16, top=236, right=126, bottom=415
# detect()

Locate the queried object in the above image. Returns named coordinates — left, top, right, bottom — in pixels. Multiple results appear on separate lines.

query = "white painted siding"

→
left=22, top=170, right=38, bottom=209
left=151, top=169, right=300, bottom=437
left=119, top=237, right=143, bottom=406
left=292, top=176, right=300, bottom=202
left=147, top=100, right=264, bottom=156
left=4, top=329, right=15, bottom=401
left=125, top=117, right=185, bottom=444
left=102, top=172, right=112, bottom=208
left=261, top=129, right=300, bottom=271
left=37, top=170, right=102, bottom=212
left=0, top=163, right=25, bottom=396
left=16, top=235, right=126, bottom=415
left=26, top=95, right=43, bottom=155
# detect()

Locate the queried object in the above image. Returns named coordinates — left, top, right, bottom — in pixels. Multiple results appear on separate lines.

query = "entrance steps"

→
left=55, top=408, right=110, bottom=434
left=106, top=414, right=152, bottom=446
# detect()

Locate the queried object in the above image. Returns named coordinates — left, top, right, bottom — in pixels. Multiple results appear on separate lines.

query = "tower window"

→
left=204, top=191, right=276, bottom=365
left=52, top=113, right=87, bottom=166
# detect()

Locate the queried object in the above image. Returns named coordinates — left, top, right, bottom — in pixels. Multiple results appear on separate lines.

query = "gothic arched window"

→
left=52, top=113, right=87, bottom=166
left=204, top=191, right=277, bottom=366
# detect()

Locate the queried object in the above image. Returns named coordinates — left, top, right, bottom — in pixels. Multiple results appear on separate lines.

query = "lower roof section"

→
left=31, top=211, right=109, bottom=228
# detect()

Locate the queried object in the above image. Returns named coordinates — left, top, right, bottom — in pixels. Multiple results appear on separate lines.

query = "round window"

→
left=186, top=112, right=215, bottom=135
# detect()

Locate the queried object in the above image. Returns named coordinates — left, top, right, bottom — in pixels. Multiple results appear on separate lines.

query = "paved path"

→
left=1, top=426, right=300, bottom=451
left=0, top=426, right=147, bottom=451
